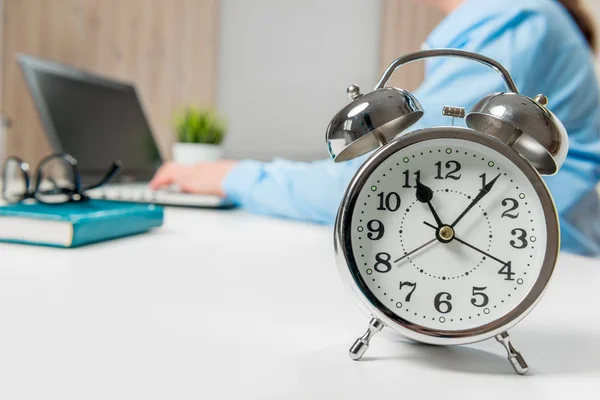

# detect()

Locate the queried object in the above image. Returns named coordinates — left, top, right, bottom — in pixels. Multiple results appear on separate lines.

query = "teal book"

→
left=0, top=200, right=164, bottom=248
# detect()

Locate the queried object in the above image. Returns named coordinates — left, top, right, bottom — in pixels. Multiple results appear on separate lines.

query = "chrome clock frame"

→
left=335, top=127, right=560, bottom=347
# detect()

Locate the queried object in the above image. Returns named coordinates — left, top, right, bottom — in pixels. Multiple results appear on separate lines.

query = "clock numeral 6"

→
left=510, top=228, right=528, bottom=249
left=374, top=252, right=392, bottom=273
left=398, top=281, right=417, bottom=302
left=377, top=192, right=401, bottom=212
left=366, top=220, right=385, bottom=240
left=434, top=292, right=452, bottom=314
left=470, top=286, right=489, bottom=307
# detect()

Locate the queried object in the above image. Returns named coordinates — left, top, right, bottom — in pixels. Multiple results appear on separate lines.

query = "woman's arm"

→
left=223, top=156, right=367, bottom=224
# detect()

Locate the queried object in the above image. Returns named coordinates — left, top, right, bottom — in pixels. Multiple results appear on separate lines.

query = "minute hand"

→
left=450, top=173, right=501, bottom=228
left=423, top=221, right=510, bottom=266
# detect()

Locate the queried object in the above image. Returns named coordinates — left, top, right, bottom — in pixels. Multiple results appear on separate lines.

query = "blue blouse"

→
left=223, top=0, right=600, bottom=256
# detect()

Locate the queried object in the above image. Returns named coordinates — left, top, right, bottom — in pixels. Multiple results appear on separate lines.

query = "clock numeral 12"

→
left=434, top=160, right=462, bottom=180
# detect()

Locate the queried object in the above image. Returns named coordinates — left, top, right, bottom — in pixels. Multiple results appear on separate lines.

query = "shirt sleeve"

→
left=223, top=156, right=367, bottom=224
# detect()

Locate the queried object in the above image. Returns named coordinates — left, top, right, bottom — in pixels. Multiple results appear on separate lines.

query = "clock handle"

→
left=496, top=331, right=529, bottom=375
left=375, top=49, right=519, bottom=93
left=349, top=317, right=384, bottom=361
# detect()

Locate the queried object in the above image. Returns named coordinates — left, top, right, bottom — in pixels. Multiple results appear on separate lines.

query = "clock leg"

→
left=349, top=317, right=384, bottom=361
left=495, top=331, right=529, bottom=375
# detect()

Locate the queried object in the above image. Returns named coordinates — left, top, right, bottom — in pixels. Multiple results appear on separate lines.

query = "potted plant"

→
left=172, top=108, right=227, bottom=165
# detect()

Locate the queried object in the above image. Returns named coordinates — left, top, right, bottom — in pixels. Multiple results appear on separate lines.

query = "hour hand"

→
left=416, top=180, right=443, bottom=227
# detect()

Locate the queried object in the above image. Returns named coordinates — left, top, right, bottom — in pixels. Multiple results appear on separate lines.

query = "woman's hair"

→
left=558, top=0, right=597, bottom=52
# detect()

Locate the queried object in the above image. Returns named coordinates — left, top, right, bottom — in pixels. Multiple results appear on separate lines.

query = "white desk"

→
left=0, top=208, right=599, bottom=399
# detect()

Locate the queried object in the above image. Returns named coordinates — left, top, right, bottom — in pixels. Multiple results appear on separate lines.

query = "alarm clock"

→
left=325, top=49, right=568, bottom=375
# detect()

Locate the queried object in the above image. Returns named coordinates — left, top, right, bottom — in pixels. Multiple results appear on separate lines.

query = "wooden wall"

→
left=379, top=0, right=444, bottom=91
left=0, top=0, right=219, bottom=165
left=0, top=0, right=444, bottom=166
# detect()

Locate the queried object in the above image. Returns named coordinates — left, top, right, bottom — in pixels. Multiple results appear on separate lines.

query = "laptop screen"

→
left=19, top=55, right=162, bottom=184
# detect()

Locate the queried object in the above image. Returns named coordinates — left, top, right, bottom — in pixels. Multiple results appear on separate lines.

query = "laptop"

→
left=17, top=54, right=230, bottom=208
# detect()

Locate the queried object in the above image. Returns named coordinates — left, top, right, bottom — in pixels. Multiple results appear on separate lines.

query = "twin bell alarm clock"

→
left=325, top=49, right=568, bottom=375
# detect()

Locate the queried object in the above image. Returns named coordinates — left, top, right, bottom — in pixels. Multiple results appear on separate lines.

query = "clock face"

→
left=347, top=135, right=556, bottom=334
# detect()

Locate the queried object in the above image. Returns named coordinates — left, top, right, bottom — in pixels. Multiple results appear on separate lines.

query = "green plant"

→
left=174, top=108, right=226, bottom=145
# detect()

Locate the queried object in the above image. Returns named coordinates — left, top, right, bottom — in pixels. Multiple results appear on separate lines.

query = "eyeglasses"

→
left=2, top=153, right=121, bottom=204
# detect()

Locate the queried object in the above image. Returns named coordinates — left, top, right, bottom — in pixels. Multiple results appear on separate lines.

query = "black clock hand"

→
left=423, top=221, right=510, bottom=267
left=450, top=173, right=502, bottom=228
left=453, top=236, right=511, bottom=266
left=394, top=238, right=437, bottom=263
left=415, top=179, right=444, bottom=227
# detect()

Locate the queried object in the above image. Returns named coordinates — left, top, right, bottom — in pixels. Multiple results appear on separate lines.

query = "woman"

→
left=151, top=0, right=600, bottom=256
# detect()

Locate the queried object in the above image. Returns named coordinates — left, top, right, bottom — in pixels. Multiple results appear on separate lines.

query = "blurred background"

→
left=1, top=0, right=599, bottom=167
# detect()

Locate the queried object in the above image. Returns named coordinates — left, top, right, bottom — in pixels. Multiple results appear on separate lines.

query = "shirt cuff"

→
left=222, top=160, right=265, bottom=206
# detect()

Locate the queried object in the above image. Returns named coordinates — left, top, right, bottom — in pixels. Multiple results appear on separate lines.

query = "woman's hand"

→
left=149, top=160, right=238, bottom=197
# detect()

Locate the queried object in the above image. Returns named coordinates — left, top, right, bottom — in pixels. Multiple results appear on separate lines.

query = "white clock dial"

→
left=349, top=137, right=550, bottom=332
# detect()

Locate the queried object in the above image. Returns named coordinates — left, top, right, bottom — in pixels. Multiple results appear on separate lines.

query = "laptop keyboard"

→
left=87, top=184, right=226, bottom=207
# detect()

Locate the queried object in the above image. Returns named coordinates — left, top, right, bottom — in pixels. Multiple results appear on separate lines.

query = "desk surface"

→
left=0, top=208, right=598, bottom=399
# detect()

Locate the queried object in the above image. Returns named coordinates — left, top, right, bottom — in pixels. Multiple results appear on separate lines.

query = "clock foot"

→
left=495, top=331, right=529, bottom=375
left=349, top=317, right=384, bottom=361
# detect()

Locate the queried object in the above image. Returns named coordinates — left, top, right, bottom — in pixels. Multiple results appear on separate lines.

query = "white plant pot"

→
left=172, top=143, right=224, bottom=165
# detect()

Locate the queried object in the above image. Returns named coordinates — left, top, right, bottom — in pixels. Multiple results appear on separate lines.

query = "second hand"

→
left=394, top=238, right=438, bottom=263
